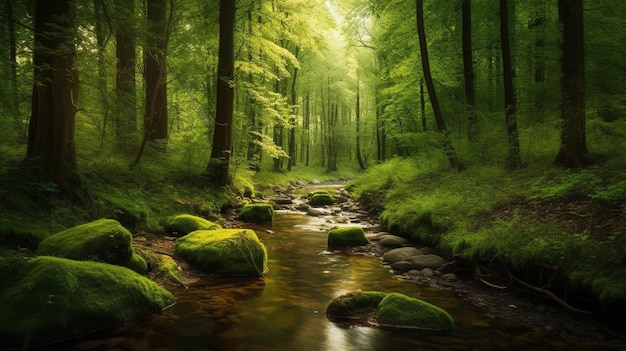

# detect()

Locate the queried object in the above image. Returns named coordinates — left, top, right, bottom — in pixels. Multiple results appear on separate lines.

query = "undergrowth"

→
left=347, top=154, right=626, bottom=312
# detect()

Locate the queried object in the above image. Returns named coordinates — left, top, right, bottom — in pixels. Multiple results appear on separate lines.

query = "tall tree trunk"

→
left=114, top=0, right=137, bottom=149
left=420, top=77, right=426, bottom=131
left=500, top=0, right=521, bottom=169
left=415, top=0, right=463, bottom=170
left=6, top=0, right=20, bottom=128
left=303, top=91, right=310, bottom=166
left=94, top=0, right=109, bottom=145
left=462, top=0, right=478, bottom=143
left=288, top=47, right=300, bottom=171
left=355, top=77, right=366, bottom=170
left=144, top=0, right=168, bottom=142
left=26, top=0, right=88, bottom=205
left=555, top=0, right=588, bottom=168
left=205, top=0, right=235, bottom=186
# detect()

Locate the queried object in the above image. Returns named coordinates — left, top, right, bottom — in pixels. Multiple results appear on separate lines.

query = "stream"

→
left=55, top=210, right=594, bottom=351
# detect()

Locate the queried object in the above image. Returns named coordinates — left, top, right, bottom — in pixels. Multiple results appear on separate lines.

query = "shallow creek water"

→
left=58, top=211, right=586, bottom=351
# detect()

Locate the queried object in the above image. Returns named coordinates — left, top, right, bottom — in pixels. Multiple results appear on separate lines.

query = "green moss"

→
left=126, top=253, right=148, bottom=274
left=166, top=214, right=221, bottom=237
left=326, top=291, right=387, bottom=319
left=327, top=227, right=369, bottom=250
left=156, top=254, right=186, bottom=287
left=37, top=219, right=133, bottom=265
left=238, top=203, right=274, bottom=223
left=0, top=256, right=175, bottom=348
left=376, top=293, right=454, bottom=331
left=175, top=229, right=267, bottom=276
left=309, top=192, right=335, bottom=207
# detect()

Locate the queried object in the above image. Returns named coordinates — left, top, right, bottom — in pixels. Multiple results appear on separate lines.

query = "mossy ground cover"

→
left=347, top=156, right=626, bottom=312
left=0, top=256, right=175, bottom=348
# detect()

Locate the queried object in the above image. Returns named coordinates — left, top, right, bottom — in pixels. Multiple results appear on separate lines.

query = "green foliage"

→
left=327, top=226, right=369, bottom=250
left=238, top=204, right=274, bottom=223
left=0, top=256, right=175, bottom=348
left=174, top=229, right=267, bottom=276
left=376, top=292, right=454, bottom=331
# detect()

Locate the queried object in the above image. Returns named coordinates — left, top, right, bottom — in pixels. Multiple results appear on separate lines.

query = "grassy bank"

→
left=347, top=156, right=626, bottom=314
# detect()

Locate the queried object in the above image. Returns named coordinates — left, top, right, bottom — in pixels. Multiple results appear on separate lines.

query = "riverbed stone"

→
left=406, top=254, right=447, bottom=270
left=382, top=247, right=423, bottom=264
left=238, top=203, right=274, bottom=223
left=0, top=256, right=175, bottom=349
left=327, top=226, right=369, bottom=250
left=309, top=192, right=335, bottom=207
left=376, top=292, right=454, bottom=331
left=379, top=235, right=410, bottom=248
left=441, top=273, right=457, bottom=282
left=175, top=229, right=267, bottom=276
left=391, top=260, right=415, bottom=272
left=166, top=214, right=221, bottom=237
left=36, top=219, right=146, bottom=274
left=307, top=207, right=330, bottom=216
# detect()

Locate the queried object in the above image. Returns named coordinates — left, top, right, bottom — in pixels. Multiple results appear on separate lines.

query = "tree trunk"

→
left=26, top=0, right=88, bottom=205
left=415, top=0, right=463, bottom=170
left=304, top=91, right=310, bottom=166
left=462, top=0, right=478, bottom=143
left=205, top=0, right=235, bottom=186
left=420, top=77, right=426, bottom=131
left=500, top=0, right=521, bottom=170
left=94, top=0, right=109, bottom=145
left=288, top=47, right=300, bottom=171
left=555, top=0, right=588, bottom=168
left=144, top=0, right=168, bottom=142
left=356, top=77, right=366, bottom=170
left=114, top=0, right=137, bottom=149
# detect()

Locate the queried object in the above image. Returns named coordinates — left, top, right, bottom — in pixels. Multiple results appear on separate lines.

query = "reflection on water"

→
left=59, top=211, right=584, bottom=351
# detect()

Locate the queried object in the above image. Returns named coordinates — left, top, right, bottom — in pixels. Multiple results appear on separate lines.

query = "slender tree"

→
left=144, top=0, right=169, bottom=142
left=205, top=0, right=235, bottom=186
left=555, top=0, right=588, bottom=167
left=355, top=76, right=366, bottom=170
left=462, top=0, right=478, bottom=143
left=500, top=0, right=521, bottom=169
left=26, top=0, right=88, bottom=205
left=114, top=0, right=137, bottom=148
left=415, top=0, right=463, bottom=170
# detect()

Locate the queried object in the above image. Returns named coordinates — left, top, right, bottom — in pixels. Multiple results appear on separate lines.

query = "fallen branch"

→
left=504, top=266, right=592, bottom=315
left=475, top=265, right=507, bottom=290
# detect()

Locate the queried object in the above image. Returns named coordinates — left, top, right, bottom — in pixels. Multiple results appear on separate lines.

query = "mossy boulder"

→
left=166, top=214, right=221, bottom=237
left=175, top=229, right=267, bottom=276
left=327, top=226, right=369, bottom=250
left=326, top=291, right=387, bottom=320
left=0, top=256, right=175, bottom=348
left=309, top=192, right=335, bottom=207
left=376, top=293, right=454, bottom=331
left=238, top=203, right=274, bottom=223
left=326, top=291, right=454, bottom=332
left=36, top=219, right=146, bottom=274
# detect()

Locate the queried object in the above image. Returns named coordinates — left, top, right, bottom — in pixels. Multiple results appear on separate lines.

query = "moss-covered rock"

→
left=36, top=219, right=145, bottom=273
left=326, top=291, right=454, bottom=332
left=0, top=256, right=175, bottom=348
left=166, top=214, right=221, bottom=237
left=309, top=192, right=335, bottom=207
left=175, top=229, right=267, bottom=276
left=238, top=203, right=274, bottom=223
left=376, top=292, right=454, bottom=331
left=326, top=291, right=387, bottom=320
left=327, top=226, right=369, bottom=250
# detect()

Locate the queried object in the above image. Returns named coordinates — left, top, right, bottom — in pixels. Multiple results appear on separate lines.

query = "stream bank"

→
left=258, top=181, right=626, bottom=350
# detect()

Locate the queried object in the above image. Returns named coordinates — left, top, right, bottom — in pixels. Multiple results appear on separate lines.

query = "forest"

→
left=1, top=0, right=625, bottom=349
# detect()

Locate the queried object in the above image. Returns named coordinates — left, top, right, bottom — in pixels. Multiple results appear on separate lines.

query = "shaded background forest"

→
left=2, top=0, right=625, bottom=189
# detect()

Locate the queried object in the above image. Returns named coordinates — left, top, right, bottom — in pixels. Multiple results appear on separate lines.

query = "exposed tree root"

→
left=474, top=265, right=507, bottom=289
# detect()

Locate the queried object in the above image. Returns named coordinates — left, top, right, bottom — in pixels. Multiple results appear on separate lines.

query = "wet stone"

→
left=383, top=247, right=423, bottom=264
left=422, top=268, right=434, bottom=276
left=441, top=273, right=457, bottom=281
left=406, top=254, right=447, bottom=270
left=379, top=235, right=410, bottom=248
left=391, top=260, right=415, bottom=272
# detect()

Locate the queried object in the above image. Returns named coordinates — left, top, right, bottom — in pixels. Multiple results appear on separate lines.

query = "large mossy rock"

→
left=175, top=229, right=267, bottom=276
left=327, top=226, right=369, bottom=250
left=238, top=203, right=274, bottom=223
left=0, top=256, right=175, bottom=348
left=309, top=191, right=335, bottom=207
left=376, top=293, right=454, bottom=331
left=36, top=219, right=146, bottom=274
left=166, top=214, right=221, bottom=237
left=326, top=291, right=454, bottom=332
